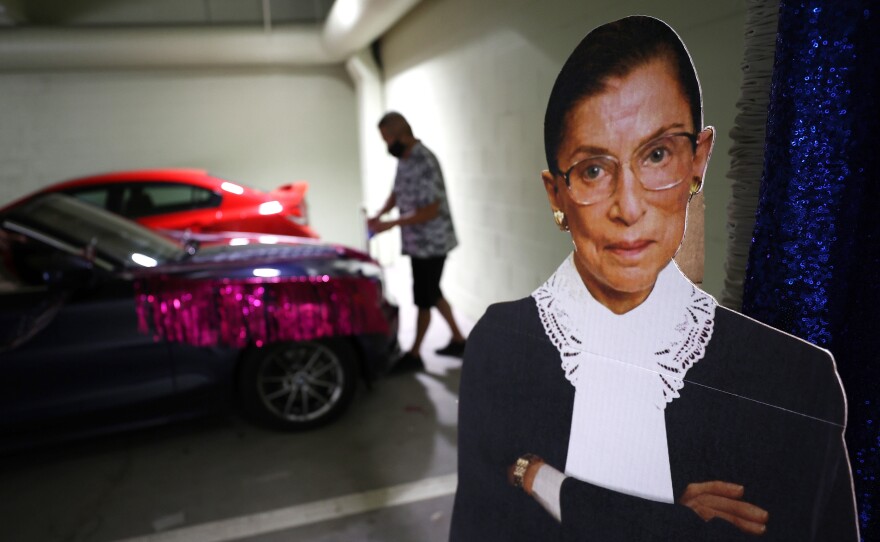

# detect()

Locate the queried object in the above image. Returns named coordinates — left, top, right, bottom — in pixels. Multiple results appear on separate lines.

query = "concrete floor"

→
left=0, top=259, right=473, bottom=542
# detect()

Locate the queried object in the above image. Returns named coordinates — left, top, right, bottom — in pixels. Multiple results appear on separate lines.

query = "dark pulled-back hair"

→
left=543, top=15, right=702, bottom=175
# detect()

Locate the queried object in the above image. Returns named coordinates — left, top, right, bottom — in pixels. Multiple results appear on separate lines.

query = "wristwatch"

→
left=512, top=453, right=542, bottom=490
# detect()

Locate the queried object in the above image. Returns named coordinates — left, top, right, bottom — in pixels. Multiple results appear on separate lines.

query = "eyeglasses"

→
left=557, top=132, right=699, bottom=205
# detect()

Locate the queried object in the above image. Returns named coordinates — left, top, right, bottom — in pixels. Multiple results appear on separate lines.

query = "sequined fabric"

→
left=134, top=275, right=390, bottom=348
left=742, top=1, right=878, bottom=537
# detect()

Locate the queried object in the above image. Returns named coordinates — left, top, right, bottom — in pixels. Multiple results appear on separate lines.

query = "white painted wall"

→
left=380, top=0, right=747, bottom=319
left=0, top=66, right=363, bottom=247
left=346, top=49, right=401, bottom=262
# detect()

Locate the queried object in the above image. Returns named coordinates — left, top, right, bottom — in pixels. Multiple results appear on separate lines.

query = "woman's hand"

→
left=679, top=481, right=769, bottom=536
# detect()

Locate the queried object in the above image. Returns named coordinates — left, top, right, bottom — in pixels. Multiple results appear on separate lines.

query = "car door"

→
left=0, top=234, right=174, bottom=431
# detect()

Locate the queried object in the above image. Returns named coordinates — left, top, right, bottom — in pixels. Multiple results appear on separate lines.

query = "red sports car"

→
left=19, top=168, right=318, bottom=239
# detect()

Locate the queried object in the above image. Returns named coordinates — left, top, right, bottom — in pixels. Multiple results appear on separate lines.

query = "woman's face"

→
left=542, top=58, right=714, bottom=313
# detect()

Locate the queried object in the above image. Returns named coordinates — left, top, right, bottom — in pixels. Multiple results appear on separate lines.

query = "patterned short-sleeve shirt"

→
left=393, top=142, right=458, bottom=258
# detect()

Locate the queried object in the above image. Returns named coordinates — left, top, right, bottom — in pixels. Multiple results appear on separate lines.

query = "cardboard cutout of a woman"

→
left=449, top=15, right=858, bottom=542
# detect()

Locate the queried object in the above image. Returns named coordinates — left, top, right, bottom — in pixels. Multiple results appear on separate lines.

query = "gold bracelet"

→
left=512, top=453, right=540, bottom=489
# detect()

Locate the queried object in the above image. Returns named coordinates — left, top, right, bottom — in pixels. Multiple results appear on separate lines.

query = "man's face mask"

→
left=388, top=140, right=406, bottom=158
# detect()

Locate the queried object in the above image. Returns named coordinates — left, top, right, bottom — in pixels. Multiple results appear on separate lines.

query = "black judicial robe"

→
left=449, top=297, right=858, bottom=541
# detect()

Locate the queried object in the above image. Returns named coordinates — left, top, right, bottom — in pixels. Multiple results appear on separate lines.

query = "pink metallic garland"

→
left=134, top=275, right=390, bottom=348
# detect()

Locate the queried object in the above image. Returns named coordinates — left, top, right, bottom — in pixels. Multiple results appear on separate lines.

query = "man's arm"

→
left=392, top=200, right=440, bottom=226
left=370, top=200, right=439, bottom=234
left=370, top=193, right=396, bottom=222
left=367, top=193, right=396, bottom=235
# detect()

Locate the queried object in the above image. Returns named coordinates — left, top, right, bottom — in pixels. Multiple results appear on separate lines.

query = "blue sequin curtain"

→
left=742, top=1, right=878, bottom=538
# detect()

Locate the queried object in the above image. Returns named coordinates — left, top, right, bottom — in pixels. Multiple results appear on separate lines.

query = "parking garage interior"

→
left=0, top=1, right=817, bottom=541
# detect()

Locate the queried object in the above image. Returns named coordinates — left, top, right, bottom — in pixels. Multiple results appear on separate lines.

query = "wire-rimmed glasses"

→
left=557, top=132, right=699, bottom=205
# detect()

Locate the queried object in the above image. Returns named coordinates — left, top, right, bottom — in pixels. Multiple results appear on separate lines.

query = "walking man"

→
left=368, top=112, right=466, bottom=367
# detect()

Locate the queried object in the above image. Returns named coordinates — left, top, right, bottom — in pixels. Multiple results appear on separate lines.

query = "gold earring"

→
left=689, top=178, right=701, bottom=200
left=553, top=209, right=569, bottom=231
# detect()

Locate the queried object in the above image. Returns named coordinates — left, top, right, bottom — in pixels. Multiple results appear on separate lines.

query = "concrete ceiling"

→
left=0, top=0, right=422, bottom=69
left=0, top=0, right=335, bottom=27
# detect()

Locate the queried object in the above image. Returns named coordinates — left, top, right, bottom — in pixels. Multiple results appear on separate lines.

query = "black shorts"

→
left=411, top=256, right=446, bottom=309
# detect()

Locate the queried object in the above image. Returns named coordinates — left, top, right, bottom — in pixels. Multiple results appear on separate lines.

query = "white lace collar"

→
left=532, top=254, right=716, bottom=410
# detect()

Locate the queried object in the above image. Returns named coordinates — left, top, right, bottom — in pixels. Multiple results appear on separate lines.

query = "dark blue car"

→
left=0, top=194, right=399, bottom=447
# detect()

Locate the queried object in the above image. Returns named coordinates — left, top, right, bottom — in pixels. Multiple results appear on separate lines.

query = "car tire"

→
left=239, top=339, right=358, bottom=430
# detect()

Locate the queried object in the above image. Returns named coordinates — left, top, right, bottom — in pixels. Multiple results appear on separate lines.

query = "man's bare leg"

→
left=410, top=307, right=432, bottom=356
left=436, top=296, right=465, bottom=342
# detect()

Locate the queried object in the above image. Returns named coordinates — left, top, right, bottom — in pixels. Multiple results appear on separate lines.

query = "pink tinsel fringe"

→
left=134, top=275, right=390, bottom=348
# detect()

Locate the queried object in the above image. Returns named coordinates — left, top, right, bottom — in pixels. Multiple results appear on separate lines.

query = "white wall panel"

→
left=382, top=0, right=747, bottom=319
left=0, top=66, right=363, bottom=247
